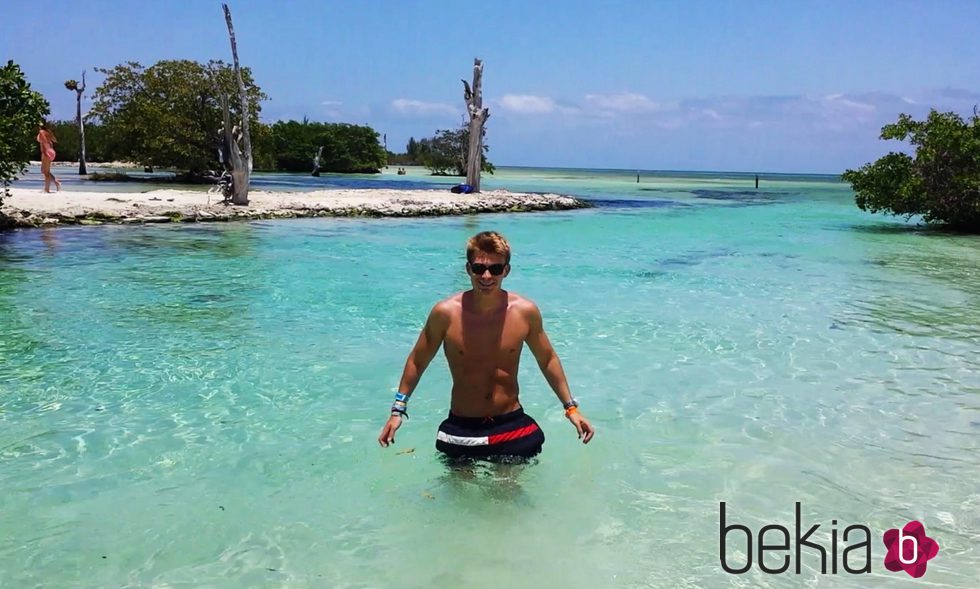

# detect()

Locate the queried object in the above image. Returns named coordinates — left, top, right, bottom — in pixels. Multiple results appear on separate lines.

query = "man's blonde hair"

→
left=466, top=231, right=511, bottom=264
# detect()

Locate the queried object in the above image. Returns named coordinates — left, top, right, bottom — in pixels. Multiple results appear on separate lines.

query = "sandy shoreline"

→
left=0, top=187, right=591, bottom=229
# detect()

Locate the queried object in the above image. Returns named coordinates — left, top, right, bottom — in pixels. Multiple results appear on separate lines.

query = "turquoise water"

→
left=1, top=169, right=978, bottom=588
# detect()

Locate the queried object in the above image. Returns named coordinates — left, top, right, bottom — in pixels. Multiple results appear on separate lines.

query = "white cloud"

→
left=320, top=100, right=343, bottom=118
left=585, top=92, right=666, bottom=113
left=498, top=94, right=557, bottom=114
left=391, top=99, right=457, bottom=117
left=822, top=94, right=876, bottom=114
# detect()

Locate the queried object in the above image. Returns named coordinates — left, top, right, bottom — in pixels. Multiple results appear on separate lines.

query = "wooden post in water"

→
left=755, top=174, right=759, bottom=189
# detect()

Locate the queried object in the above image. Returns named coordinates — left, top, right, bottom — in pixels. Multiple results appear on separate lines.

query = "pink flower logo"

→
left=882, top=521, right=939, bottom=578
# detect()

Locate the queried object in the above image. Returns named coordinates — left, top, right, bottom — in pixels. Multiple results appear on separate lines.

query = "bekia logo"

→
left=720, top=503, right=940, bottom=578
left=883, top=520, right=940, bottom=578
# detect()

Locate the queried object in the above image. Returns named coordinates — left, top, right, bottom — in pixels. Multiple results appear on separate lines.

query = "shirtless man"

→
left=378, top=230, right=594, bottom=460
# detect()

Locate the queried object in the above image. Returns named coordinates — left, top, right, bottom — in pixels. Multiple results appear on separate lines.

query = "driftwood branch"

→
left=462, top=58, right=489, bottom=192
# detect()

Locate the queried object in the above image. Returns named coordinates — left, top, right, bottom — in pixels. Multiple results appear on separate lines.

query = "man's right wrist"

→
left=391, top=391, right=410, bottom=418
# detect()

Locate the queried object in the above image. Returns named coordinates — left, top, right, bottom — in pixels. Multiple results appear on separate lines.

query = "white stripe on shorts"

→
left=436, top=431, right=489, bottom=446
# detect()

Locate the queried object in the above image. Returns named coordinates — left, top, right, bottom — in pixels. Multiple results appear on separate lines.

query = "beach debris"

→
left=396, top=447, right=415, bottom=455
left=421, top=491, right=436, bottom=500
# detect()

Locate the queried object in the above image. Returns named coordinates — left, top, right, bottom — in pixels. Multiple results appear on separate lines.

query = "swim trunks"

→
left=436, top=407, right=545, bottom=459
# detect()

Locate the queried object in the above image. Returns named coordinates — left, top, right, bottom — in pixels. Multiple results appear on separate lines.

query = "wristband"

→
left=564, top=405, right=579, bottom=417
left=391, top=391, right=410, bottom=418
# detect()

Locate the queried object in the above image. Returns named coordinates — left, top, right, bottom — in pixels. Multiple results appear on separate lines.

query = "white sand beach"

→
left=0, top=187, right=590, bottom=228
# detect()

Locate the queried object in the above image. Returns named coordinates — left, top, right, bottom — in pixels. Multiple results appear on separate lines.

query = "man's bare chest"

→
left=443, top=311, right=528, bottom=362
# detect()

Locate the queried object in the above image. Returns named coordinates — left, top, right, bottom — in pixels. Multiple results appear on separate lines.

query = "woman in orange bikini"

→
left=36, top=121, right=61, bottom=193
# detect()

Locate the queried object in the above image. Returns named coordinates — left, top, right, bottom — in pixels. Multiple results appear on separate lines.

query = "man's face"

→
left=466, top=252, right=509, bottom=294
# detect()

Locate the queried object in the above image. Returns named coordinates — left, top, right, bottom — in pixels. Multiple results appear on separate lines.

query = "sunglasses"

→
left=468, top=262, right=507, bottom=276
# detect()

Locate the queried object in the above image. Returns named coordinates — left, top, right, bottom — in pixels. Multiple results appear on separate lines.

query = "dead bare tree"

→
left=64, top=71, right=87, bottom=175
left=461, top=58, right=489, bottom=192
left=312, top=145, right=323, bottom=177
left=219, top=3, right=253, bottom=205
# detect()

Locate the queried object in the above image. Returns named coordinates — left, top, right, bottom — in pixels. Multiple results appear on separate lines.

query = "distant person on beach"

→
left=378, top=230, right=595, bottom=461
left=36, top=121, right=61, bottom=193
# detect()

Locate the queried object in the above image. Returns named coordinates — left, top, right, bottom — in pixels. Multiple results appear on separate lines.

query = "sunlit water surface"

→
left=2, top=168, right=978, bottom=587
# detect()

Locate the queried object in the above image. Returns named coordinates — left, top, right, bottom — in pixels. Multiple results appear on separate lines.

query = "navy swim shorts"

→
left=435, top=407, right=545, bottom=460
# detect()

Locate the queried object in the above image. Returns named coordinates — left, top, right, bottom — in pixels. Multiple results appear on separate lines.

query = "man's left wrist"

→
left=562, top=397, right=578, bottom=410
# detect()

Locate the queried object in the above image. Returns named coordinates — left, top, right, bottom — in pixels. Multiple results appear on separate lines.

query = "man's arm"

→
left=378, top=302, right=449, bottom=447
left=524, top=301, right=595, bottom=444
left=396, top=302, right=449, bottom=395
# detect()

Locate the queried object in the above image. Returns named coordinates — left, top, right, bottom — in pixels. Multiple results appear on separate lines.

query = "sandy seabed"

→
left=0, top=187, right=590, bottom=229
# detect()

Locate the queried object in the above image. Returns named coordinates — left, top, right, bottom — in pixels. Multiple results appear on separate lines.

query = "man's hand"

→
left=378, top=414, right=403, bottom=447
left=567, top=411, right=595, bottom=444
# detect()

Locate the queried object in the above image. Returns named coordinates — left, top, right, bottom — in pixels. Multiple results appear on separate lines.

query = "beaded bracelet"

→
left=391, top=391, right=410, bottom=418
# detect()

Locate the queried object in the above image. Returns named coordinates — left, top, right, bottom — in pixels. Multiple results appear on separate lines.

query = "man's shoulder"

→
left=433, top=293, right=464, bottom=314
left=507, top=292, right=541, bottom=315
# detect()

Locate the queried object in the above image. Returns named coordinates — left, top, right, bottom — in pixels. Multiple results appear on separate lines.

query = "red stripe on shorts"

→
left=488, top=423, right=539, bottom=445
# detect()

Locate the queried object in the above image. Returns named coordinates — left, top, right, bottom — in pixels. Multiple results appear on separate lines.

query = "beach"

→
left=0, top=186, right=590, bottom=228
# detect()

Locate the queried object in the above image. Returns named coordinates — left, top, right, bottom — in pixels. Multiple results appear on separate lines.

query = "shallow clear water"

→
left=1, top=169, right=978, bottom=587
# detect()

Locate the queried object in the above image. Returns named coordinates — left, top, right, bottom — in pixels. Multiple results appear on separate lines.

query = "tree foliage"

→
left=89, top=59, right=266, bottom=177
left=417, top=127, right=494, bottom=176
left=843, top=109, right=980, bottom=231
left=0, top=60, right=50, bottom=203
left=385, top=137, right=424, bottom=166
left=41, top=120, right=114, bottom=163
left=269, top=120, right=386, bottom=173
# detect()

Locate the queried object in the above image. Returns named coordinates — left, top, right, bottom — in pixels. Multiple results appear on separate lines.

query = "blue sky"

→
left=4, top=0, right=980, bottom=173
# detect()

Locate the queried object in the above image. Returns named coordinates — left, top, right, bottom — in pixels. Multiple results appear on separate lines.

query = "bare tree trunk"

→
left=77, top=71, right=87, bottom=175
left=312, top=145, right=323, bottom=177
left=65, top=72, right=87, bottom=174
left=462, top=58, right=489, bottom=192
left=221, top=3, right=252, bottom=205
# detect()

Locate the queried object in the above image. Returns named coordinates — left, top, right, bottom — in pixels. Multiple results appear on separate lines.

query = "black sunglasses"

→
left=468, top=262, right=507, bottom=276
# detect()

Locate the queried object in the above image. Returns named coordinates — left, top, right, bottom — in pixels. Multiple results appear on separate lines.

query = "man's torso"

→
left=442, top=291, right=530, bottom=417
